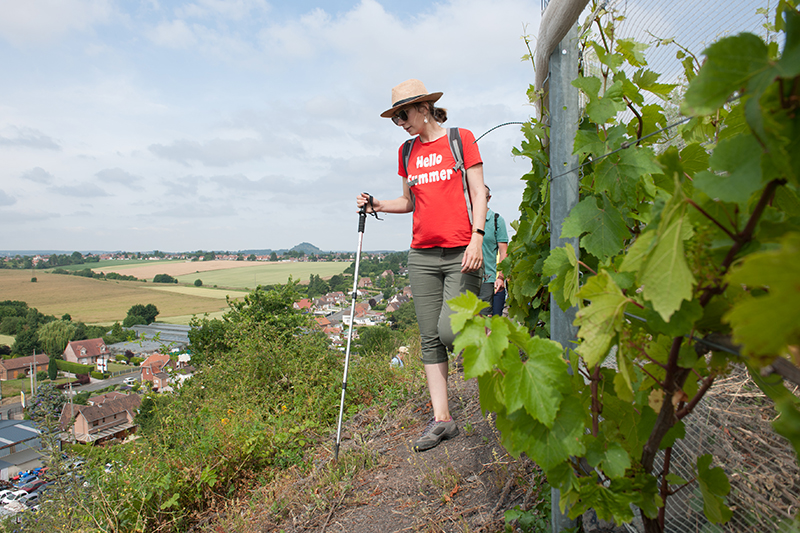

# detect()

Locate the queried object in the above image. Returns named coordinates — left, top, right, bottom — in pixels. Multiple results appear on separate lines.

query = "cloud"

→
left=147, top=19, right=198, bottom=49
left=96, top=168, right=144, bottom=189
left=50, top=182, right=111, bottom=197
left=0, top=0, right=113, bottom=47
left=21, top=167, right=56, bottom=184
left=0, top=127, right=61, bottom=150
left=176, top=0, right=269, bottom=21
left=148, top=136, right=305, bottom=167
left=210, top=173, right=316, bottom=195
left=0, top=190, right=16, bottom=207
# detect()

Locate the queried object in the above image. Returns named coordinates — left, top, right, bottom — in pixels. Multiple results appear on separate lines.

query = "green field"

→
left=173, top=262, right=346, bottom=289
left=0, top=334, right=14, bottom=347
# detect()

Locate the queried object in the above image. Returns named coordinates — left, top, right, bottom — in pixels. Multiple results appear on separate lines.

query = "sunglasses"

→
left=392, top=108, right=410, bottom=126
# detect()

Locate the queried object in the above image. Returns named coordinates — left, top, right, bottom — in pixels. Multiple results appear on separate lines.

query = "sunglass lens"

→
left=392, top=109, right=409, bottom=125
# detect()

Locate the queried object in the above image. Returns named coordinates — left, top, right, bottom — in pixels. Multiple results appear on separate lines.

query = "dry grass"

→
left=0, top=270, right=238, bottom=324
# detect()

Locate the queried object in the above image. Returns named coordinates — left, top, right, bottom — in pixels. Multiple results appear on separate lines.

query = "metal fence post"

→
left=549, top=22, right=581, bottom=533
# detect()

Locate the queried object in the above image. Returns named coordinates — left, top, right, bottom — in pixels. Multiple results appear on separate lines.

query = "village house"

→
left=293, top=298, right=313, bottom=312
left=0, top=353, right=49, bottom=381
left=358, top=277, right=372, bottom=288
left=140, top=353, right=174, bottom=386
left=59, top=393, right=142, bottom=445
left=386, top=294, right=411, bottom=313
left=63, top=338, right=109, bottom=365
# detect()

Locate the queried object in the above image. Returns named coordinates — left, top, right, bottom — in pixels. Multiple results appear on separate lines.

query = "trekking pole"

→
left=334, top=194, right=377, bottom=461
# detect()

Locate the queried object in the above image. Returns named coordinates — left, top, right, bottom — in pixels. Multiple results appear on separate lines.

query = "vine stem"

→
left=686, top=199, right=738, bottom=241
left=642, top=179, right=786, bottom=533
left=591, top=365, right=602, bottom=436
left=676, top=374, right=716, bottom=419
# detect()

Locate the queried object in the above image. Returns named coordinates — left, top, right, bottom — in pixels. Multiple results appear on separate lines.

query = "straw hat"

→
left=380, top=79, right=443, bottom=118
left=398, top=346, right=409, bottom=354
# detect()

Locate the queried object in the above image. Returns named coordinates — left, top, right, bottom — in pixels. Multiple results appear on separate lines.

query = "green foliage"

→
left=458, top=3, right=800, bottom=531
left=28, top=382, right=67, bottom=421
left=388, top=300, right=417, bottom=330
left=37, top=319, right=77, bottom=357
left=126, top=303, right=159, bottom=325
left=357, top=324, right=398, bottom=355
left=55, top=359, right=94, bottom=375
left=23, top=282, right=416, bottom=532
left=194, top=278, right=203, bottom=287
left=48, top=356, right=58, bottom=380
left=153, top=273, right=178, bottom=283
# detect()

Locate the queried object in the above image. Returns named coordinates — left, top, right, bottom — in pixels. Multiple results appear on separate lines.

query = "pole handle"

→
left=358, top=192, right=370, bottom=233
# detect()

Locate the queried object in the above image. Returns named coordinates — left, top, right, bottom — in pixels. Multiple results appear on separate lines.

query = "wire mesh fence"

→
left=539, top=0, right=798, bottom=531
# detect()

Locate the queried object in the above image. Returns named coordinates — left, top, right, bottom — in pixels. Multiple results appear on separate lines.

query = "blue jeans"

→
left=479, top=283, right=506, bottom=316
left=408, top=247, right=482, bottom=365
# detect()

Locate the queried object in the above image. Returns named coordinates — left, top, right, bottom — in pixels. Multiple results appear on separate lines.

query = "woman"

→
left=357, top=79, right=486, bottom=452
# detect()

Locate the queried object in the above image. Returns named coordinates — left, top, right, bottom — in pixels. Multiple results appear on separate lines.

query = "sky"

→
left=0, top=0, right=543, bottom=253
left=0, top=0, right=772, bottom=254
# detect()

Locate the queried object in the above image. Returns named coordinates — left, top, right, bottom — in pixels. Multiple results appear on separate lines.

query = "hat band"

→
left=391, top=94, right=426, bottom=108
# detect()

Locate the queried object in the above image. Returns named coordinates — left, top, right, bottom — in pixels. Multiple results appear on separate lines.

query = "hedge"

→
left=55, top=360, right=94, bottom=375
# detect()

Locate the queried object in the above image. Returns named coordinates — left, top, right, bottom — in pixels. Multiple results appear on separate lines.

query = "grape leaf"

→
left=562, top=196, right=630, bottom=261
left=542, top=244, right=581, bottom=310
left=640, top=215, right=696, bottom=322
left=693, top=133, right=765, bottom=204
left=594, top=145, right=661, bottom=204
left=682, top=33, right=770, bottom=115
left=574, top=271, right=630, bottom=368
left=696, top=454, right=733, bottom=524
left=521, top=395, right=588, bottom=471
left=724, top=232, right=800, bottom=356
left=504, top=336, right=571, bottom=427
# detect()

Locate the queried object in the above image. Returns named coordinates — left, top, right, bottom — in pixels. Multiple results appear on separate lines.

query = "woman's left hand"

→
left=461, top=237, right=484, bottom=273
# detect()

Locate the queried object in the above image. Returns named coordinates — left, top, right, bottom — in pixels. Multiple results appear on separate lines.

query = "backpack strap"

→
left=448, top=128, right=473, bottom=226
left=402, top=138, right=416, bottom=212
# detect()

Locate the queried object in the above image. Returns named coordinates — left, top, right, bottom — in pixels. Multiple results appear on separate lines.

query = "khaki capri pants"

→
left=408, top=247, right=482, bottom=365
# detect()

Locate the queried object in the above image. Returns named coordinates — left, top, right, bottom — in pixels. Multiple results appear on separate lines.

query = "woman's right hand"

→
left=356, top=193, right=379, bottom=213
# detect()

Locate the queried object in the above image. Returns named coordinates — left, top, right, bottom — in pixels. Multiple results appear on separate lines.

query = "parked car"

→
left=19, top=492, right=39, bottom=506
left=18, top=479, right=45, bottom=493
left=123, top=376, right=137, bottom=385
left=1, top=490, right=27, bottom=505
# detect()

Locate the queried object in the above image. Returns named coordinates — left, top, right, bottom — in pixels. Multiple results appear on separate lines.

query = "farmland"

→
left=94, top=259, right=347, bottom=288
left=0, top=260, right=347, bottom=325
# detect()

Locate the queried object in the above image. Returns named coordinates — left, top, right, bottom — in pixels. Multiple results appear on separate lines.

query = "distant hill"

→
left=290, top=242, right=323, bottom=254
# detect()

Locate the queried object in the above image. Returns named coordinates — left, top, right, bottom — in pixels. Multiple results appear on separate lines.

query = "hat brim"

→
left=380, top=92, right=443, bottom=118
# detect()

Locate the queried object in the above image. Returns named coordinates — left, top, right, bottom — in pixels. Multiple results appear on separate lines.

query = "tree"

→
left=247, top=254, right=257, bottom=261
left=12, top=327, right=40, bottom=356
left=127, top=304, right=159, bottom=325
left=194, top=279, right=203, bottom=287
left=48, top=357, right=58, bottom=380
left=37, top=320, right=76, bottom=357
left=389, top=301, right=417, bottom=331
left=269, top=252, right=278, bottom=261
left=153, top=273, right=177, bottom=284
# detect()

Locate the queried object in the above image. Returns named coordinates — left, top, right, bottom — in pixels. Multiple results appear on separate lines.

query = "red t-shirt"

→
left=397, top=128, right=482, bottom=249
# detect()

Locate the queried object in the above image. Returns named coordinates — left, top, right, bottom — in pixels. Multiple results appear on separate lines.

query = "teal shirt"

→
left=482, top=209, right=509, bottom=283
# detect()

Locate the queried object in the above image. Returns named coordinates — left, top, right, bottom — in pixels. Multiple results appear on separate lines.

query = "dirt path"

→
left=212, top=366, right=549, bottom=533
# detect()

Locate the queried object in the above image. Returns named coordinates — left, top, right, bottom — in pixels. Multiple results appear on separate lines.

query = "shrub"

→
left=90, top=371, right=105, bottom=380
left=30, top=277, right=37, bottom=282
left=55, top=360, right=94, bottom=375
left=194, top=279, right=203, bottom=287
